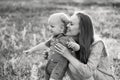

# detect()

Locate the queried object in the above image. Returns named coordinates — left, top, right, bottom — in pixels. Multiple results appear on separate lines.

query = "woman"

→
left=54, top=12, right=115, bottom=80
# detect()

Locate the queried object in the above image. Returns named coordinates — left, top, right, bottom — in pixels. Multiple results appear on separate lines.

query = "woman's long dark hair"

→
left=76, top=12, right=94, bottom=64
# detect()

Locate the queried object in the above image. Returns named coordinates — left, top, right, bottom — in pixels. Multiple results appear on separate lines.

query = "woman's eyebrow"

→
left=69, top=21, right=72, bottom=23
left=50, top=25, right=55, bottom=27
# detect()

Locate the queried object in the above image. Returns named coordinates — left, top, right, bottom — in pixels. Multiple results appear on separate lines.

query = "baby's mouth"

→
left=50, top=30, right=53, bottom=33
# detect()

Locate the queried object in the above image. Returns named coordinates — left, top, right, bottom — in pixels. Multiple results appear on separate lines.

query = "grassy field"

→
left=0, top=0, right=120, bottom=80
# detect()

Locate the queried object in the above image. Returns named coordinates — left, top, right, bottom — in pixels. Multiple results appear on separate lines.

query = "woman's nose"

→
left=67, top=23, right=70, bottom=28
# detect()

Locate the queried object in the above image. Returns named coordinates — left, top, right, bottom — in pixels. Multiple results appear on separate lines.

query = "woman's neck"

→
left=68, top=35, right=79, bottom=42
left=72, top=36, right=78, bottom=41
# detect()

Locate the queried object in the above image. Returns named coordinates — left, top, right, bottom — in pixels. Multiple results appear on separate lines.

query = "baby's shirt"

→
left=45, top=33, right=77, bottom=60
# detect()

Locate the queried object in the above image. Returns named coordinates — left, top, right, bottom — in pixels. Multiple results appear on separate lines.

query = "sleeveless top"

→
left=66, top=40, right=116, bottom=80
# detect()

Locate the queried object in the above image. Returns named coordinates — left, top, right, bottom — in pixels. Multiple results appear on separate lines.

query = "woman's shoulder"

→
left=90, top=35, right=108, bottom=56
left=91, top=34, right=105, bottom=48
left=90, top=34, right=105, bottom=53
left=91, top=40, right=104, bottom=50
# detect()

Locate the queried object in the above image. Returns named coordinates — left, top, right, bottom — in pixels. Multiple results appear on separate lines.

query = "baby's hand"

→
left=67, top=42, right=80, bottom=51
left=23, top=49, right=31, bottom=54
left=42, top=50, right=49, bottom=60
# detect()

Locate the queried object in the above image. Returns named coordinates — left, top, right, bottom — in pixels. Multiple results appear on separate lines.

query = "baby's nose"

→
left=48, top=26, right=51, bottom=30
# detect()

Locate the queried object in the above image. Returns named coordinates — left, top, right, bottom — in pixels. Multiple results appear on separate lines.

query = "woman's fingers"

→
left=54, top=45, right=62, bottom=52
left=54, top=46, right=64, bottom=55
left=54, top=49, right=62, bottom=54
left=54, top=43, right=66, bottom=54
left=55, top=43, right=62, bottom=50
left=56, top=43, right=65, bottom=48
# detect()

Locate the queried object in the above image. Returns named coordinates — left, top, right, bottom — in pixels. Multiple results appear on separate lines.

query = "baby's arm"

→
left=67, top=41, right=80, bottom=51
left=24, top=37, right=52, bottom=53
left=24, top=42, right=48, bottom=53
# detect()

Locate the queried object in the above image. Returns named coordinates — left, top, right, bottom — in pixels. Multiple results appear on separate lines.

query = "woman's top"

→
left=67, top=40, right=116, bottom=80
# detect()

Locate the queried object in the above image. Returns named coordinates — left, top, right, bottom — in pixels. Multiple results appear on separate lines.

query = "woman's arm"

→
left=55, top=41, right=104, bottom=79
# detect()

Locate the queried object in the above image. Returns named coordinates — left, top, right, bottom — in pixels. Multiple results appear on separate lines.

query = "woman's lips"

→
left=67, top=29, right=71, bottom=32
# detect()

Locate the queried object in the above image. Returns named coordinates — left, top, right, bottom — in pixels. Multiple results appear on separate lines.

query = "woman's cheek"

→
left=66, top=30, right=71, bottom=35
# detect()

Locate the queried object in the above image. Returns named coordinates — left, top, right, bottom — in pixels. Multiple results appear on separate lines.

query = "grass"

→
left=0, top=0, right=120, bottom=80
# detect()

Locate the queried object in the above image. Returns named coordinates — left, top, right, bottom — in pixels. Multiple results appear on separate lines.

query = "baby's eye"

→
left=50, top=25, right=54, bottom=28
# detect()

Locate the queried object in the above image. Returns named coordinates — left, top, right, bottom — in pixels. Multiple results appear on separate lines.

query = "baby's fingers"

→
left=23, top=51, right=27, bottom=53
left=67, top=42, right=70, bottom=47
left=67, top=42, right=73, bottom=48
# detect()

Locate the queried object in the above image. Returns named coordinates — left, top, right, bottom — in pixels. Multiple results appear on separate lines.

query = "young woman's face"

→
left=66, top=14, right=80, bottom=36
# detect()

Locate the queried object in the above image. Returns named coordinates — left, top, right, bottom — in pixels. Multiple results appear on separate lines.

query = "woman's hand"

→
left=54, top=43, right=72, bottom=58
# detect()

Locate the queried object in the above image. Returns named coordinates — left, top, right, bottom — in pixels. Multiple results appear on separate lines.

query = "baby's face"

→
left=49, top=20, right=64, bottom=36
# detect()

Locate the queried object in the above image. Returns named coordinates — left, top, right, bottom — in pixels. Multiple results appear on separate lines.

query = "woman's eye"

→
left=70, top=23, right=73, bottom=25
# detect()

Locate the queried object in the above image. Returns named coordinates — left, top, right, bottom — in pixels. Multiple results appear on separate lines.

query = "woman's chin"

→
left=66, top=33, right=71, bottom=36
left=66, top=32, right=69, bottom=35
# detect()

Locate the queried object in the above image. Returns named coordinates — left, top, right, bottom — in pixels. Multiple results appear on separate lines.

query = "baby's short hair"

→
left=48, top=13, right=70, bottom=33
left=48, top=13, right=70, bottom=26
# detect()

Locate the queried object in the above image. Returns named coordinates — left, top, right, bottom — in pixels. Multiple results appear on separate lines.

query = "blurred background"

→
left=0, top=0, right=120, bottom=80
